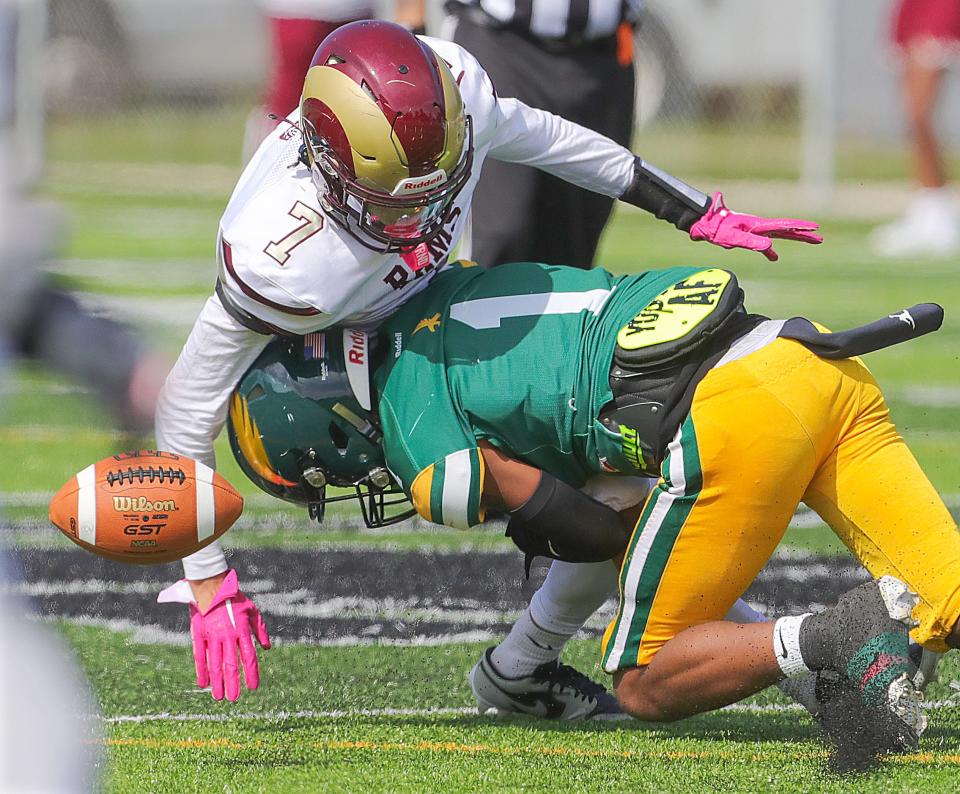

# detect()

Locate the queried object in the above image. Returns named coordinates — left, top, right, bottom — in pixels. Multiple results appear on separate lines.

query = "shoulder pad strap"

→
left=778, top=303, right=943, bottom=360
left=216, top=280, right=291, bottom=337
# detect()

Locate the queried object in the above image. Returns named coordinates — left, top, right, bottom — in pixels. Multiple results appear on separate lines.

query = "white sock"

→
left=725, top=598, right=766, bottom=624
left=773, top=614, right=813, bottom=678
left=490, top=560, right=616, bottom=678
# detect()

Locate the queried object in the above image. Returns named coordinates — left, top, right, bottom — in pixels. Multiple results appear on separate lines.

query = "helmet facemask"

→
left=297, top=398, right=416, bottom=528
left=304, top=114, right=473, bottom=254
left=298, top=20, right=474, bottom=254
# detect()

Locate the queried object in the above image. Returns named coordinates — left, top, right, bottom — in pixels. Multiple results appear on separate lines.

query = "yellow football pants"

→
left=602, top=337, right=960, bottom=672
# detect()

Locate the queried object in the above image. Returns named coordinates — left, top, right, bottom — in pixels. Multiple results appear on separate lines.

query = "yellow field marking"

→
left=319, top=739, right=732, bottom=760
left=100, top=736, right=960, bottom=766
left=106, top=738, right=249, bottom=750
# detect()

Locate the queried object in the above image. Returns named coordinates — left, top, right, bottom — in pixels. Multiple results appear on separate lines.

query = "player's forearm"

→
left=488, top=98, right=635, bottom=197
left=156, top=294, right=271, bottom=580
left=187, top=560, right=229, bottom=608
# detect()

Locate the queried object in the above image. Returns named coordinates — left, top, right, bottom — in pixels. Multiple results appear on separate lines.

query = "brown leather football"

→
left=48, top=450, right=243, bottom=564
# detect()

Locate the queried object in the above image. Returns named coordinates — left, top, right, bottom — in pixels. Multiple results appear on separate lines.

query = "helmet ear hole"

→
left=328, top=421, right=350, bottom=452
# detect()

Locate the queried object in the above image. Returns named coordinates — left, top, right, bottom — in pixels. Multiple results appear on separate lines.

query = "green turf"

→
left=47, top=106, right=960, bottom=181
left=62, top=624, right=960, bottom=793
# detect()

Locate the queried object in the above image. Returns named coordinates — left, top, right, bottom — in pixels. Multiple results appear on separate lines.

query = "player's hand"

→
left=689, top=192, right=823, bottom=261
left=158, top=569, right=271, bottom=701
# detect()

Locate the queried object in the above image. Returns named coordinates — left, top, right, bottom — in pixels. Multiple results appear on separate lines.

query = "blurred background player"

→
left=243, top=0, right=374, bottom=158
left=871, top=0, right=960, bottom=257
left=0, top=0, right=167, bottom=436
left=3, top=1, right=174, bottom=781
left=447, top=0, right=639, bottom=268
left=1, top=1, right=107, bottom=789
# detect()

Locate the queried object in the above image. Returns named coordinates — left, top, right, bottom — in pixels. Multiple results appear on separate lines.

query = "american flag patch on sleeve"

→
left=303, top=331, right=326, bottom=360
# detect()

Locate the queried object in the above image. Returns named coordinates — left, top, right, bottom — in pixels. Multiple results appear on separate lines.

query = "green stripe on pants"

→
left=602, top=415, right=702, bottom=672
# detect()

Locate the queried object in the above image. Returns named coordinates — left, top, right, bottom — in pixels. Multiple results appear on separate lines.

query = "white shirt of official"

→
left=157, top=36, right=635, bottom=580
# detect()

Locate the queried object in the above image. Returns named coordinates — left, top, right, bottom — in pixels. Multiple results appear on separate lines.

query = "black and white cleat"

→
left=469, top=647, right=627, bottom=721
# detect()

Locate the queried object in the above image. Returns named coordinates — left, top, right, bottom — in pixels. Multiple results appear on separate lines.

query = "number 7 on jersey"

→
left=264, top=202, right=325, bottom=265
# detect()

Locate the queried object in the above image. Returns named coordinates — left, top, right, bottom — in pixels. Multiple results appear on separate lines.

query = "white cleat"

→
left=887, top=672, right=927, bottom=740
left=870, top=190, right=960, bottom=258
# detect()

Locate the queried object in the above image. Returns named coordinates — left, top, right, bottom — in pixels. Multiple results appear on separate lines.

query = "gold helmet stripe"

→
left=229, top=393, right=299, bottom=488
left=434, top=58, right=466, bottom=176
left=302, top=66, right=411, bottom=191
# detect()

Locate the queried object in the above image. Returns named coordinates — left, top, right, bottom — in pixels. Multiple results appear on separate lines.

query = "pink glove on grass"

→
left=158, top=569, right=270, bottom=701
left=689, top=192, right=823, bottom=261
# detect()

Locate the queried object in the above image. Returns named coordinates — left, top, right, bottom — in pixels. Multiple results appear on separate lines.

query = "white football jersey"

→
left=158, top=36, right=635, bottom=579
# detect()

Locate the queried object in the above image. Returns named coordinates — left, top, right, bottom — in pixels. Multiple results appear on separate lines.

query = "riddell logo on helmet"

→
left=392, top=170, right=447, bottom=196
left=347, top=328, right=366, bottom=365
left=343, top=328, right=373, bottom=410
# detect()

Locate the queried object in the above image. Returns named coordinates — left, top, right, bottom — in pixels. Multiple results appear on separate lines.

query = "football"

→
left=48, top=450, right=243, bottom=564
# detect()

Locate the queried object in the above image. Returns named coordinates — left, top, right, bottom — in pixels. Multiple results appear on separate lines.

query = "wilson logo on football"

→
left=112, top=496, right=178, bottom=513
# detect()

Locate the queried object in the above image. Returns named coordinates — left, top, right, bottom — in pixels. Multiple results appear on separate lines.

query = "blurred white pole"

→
left=801, top=0, right=836, bottom=211
left=14, top=0, right=45, bottom=191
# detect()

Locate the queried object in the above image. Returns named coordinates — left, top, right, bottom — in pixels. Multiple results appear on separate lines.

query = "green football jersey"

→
left=375, top=261, right=706, bottom=529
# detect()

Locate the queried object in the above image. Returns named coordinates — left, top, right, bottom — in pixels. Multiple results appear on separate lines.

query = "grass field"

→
left=3, top=107, right=960, bottom=791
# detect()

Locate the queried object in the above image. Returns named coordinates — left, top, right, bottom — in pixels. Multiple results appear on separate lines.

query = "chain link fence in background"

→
left=13, top=0, right=960, bottom=215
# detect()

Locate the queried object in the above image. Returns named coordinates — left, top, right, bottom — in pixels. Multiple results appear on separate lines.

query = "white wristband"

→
left=773, top=614, right=813, bottom=679
left=181, top=540, right=229, bottom=580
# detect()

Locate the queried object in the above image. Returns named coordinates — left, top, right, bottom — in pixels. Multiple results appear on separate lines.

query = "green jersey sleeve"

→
left=378, top=275, right=487, bottom=530
left=379, top=392, right=485, bottom=530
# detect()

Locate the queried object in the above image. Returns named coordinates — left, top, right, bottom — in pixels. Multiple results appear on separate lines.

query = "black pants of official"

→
left=454, top=17, right=635, bottom=269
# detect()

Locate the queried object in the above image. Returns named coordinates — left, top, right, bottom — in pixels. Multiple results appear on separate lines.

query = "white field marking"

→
left=73, top=293, right=206, bottom=330
left=0, top=382, right=90, bottom=396
left=28, top=584, right=616, bottom=633
left=95, top=699, right=960, bottom=725
left=0, top=578, right=277, bottom=597
left=0, top=426, right=131, bottom=443
left=252, top=593, right=618, bottom=630
left=892, top=385, right=960, bottom=408
left=100, top=706, right=480, bottom=724
left=43, top=615, right=502, bottom=648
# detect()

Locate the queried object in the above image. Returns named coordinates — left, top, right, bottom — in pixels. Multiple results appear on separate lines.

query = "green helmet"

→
left=227, top=329, right=415, bottom=528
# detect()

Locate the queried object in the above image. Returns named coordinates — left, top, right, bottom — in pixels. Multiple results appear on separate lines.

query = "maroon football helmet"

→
left=299, top=21, right=473, bottom=253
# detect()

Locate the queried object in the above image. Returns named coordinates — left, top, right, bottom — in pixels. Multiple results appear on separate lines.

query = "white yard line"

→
left=74, top=293, right=206, bottom=330
left=100, top=706, right=481, bottom=724
left=44, top=614, right=503, bottom=648
left=95, top=699, right=959, bottom=725
left=0, top=426, right=132, bottom=443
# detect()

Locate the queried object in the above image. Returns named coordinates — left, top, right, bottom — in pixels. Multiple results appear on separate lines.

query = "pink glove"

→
left=158, top=569, right=270, bottom=701
left=689, top=192, right=823, bottom=262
